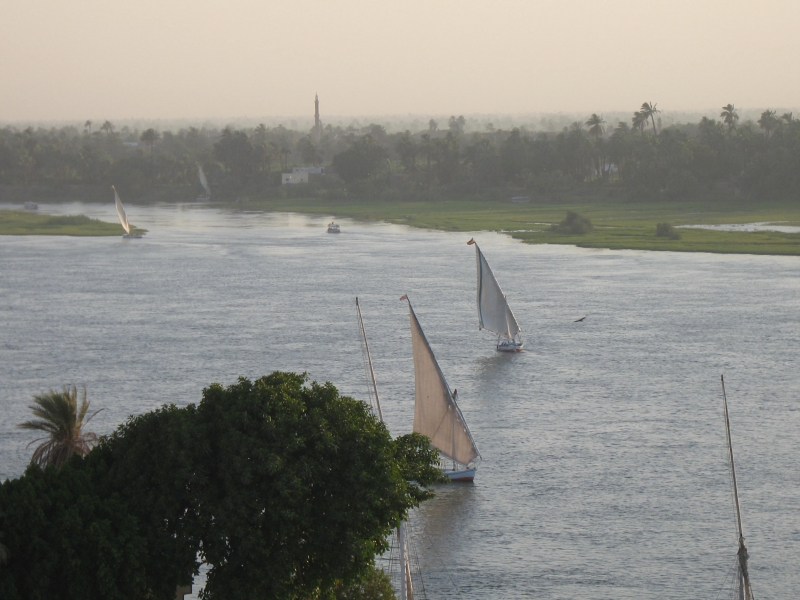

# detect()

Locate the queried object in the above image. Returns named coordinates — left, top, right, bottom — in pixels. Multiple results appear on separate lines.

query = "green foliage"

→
left=0, top=210, right=126, bottom=236
left=655, top=222, right=681, bottom=239
left=329, top=567, right=395, bottom=600
left=18, top=386, right=101, bottom=468
left=551, top=210, right=594, bottom=234
left=0, top=462, right=150, bottom=600
left=332, top=135, right=388, bottom=182
left=1, top=372, right=437, bottom=600
left=3, top=107, right=800, bottom=200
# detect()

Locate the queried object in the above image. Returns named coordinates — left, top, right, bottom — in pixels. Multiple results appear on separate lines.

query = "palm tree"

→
left=721, top=104, right=739, bottom=130
left=18, top=386, right=102, bottom=469
left=758, top=110, right=778, bottom=138
left=585, top=114, right=606, bottom=140
left=100, top=120, right=114, bottom=134
left=84, top=120, right=93, bottom=134
left=781, top=112, right=794, bottom=124
left=140, top=128, right=160, bottom=176
left=631, top=111, right=647, bottom=135
left=640, top=102, right=660, bottom=134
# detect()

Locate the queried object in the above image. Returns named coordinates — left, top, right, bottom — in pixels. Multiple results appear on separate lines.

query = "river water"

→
left=1, top=203, right=799, bottom=599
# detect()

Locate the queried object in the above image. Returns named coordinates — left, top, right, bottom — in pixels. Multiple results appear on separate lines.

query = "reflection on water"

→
left=680, top=222, right=800, bottom=233
left=1, top=203, right=799, bottom=599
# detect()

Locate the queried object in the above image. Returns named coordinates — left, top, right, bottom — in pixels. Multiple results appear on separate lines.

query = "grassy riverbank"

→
left=236, top=195, right=800, bottom=255
left=0, top=210, right=127, bottom=236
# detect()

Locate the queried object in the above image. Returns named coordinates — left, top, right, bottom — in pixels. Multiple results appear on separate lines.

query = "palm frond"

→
left=17, top=385, right=101, bottom=468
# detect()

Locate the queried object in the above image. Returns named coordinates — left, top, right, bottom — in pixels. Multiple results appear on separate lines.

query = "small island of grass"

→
left=0, top=210, right=133, bottom=236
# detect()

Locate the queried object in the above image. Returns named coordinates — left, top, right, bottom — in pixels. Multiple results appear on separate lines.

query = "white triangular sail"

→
left=470, top=240, right=520, bottom=339
left=198, top=165, right=211, bottom=198
left=407, top=300, right=479, bottom=466
left=113, top=186, right=130, bottom=234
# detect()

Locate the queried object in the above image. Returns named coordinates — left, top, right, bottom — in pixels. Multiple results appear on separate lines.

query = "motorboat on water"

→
left=327, top=222, right=341, bottom=233
left=24, top=201, right=38, bottom=210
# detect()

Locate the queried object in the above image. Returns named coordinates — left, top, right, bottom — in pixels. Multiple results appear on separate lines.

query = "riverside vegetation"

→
left=0, top=210, right=130, bottom=235
left=1, top=373, right=443, bottom=600
left=2, top=103, right=799, bottom=252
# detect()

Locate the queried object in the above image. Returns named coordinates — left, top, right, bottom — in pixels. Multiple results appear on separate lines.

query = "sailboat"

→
left=197, top=165, right=211, bottom=201
left=467, top=238, right=522, bottom=352
left=356, top=298, right=422, bottom=600
left=400, top=295, right=480, bottom=482
left=720, top=375, right=754, bottom=600
left=112, top=186, right=142, bottom=239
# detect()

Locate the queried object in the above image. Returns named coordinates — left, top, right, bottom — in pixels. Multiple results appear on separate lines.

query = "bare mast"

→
left=356, top=297, right=383, bottom=422
left=720, top=375, right=753, bottom=600
left=355, top=297, right=413, bottom=600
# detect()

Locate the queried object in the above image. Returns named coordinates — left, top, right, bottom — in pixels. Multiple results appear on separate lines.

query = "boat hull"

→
left=497, top=340, right=523, bottom=352
left=443, top=467, right=476, bottom=482
left=122, top=234, right=143, bottom=239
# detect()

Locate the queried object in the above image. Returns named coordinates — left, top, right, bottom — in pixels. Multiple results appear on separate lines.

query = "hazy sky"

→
left=2, top=0, right=798, bottom=121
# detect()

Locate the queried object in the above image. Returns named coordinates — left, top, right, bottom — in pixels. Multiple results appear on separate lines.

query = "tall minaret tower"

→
left=314, top=94, right=321, bottom=142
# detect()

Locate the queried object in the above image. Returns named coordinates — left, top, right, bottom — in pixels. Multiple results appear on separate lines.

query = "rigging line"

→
left=407, top=522, right=428, bottom=600
left=713, top=557, right=739, bottom=600
left=421, top=529, right=460, bottom=591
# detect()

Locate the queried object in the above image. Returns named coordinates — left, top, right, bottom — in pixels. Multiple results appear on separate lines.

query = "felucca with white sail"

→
left=720, top=375, right=754, bottom=600
left=467, top=238, right=522, bottom=352
left=355, top=298, right=422, bottom=600
left=401, top=295, right=480, bottom=482
left=112, top=186, right=142, bottom=238
left=198, top=165, right=211, bottom=201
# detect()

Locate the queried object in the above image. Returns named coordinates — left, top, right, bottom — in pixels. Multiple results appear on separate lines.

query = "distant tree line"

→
left=1, top=103, right=799, bottom=200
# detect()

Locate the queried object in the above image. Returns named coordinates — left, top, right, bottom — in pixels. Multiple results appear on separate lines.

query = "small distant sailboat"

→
left=197, top=165, right=211, bottom=201
left=720, top=375, right=754, bottom=600
left=356, top=298, right=423, bottom=600
left=401, top=295, right=480, bottom=482
left=112, top=186, right=142, bottom=239
left=467, top=238, right=523, bottom=352
left=327, top=221, right=341, bottom=233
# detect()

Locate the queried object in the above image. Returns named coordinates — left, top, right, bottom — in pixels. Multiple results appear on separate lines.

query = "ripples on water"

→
left=1, top=203, right=798, bottom=599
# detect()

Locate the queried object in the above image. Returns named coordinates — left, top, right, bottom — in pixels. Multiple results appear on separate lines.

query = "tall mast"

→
left=720, top=375, right=753, bottom=600
left=356, top=298, right=413, bottom=600
left=356, top=297, right=383, bottom=422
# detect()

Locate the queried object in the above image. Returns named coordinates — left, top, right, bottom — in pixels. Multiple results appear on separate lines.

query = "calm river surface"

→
left=1, top=203, right=799, bottom=599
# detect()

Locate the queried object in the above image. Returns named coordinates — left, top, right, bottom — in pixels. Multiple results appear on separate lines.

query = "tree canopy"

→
left=0, top=372, right=442, bottom=600
left=3, top=102, right=800, bottom=201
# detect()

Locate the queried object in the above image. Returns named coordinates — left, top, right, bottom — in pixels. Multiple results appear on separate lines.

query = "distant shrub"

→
left=550, top=210, right=594, bottom=234
left=655, top=222, right=681, bottom=240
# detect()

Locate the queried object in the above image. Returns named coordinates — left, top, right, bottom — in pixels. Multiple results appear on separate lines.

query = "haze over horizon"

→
left=2, top=0, right=799, bottom=122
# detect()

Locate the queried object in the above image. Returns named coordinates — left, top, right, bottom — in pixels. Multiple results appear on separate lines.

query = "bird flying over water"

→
left=574, top=316, right=587, bottom=322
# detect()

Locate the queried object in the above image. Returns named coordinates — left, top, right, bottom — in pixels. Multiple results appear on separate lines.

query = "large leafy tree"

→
left=0, top=462, right=147, bottom=600
left=1, top=372, right=441, bottom=600
left=17, top=386, right=101, bottom=469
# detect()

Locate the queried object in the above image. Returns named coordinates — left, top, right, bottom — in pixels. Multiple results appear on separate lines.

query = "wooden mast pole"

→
left=356, top=297, right=383, bottom=422
left=357, top=297, right=413, bottom=599
left=720, top=375, right=753, bottom=600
